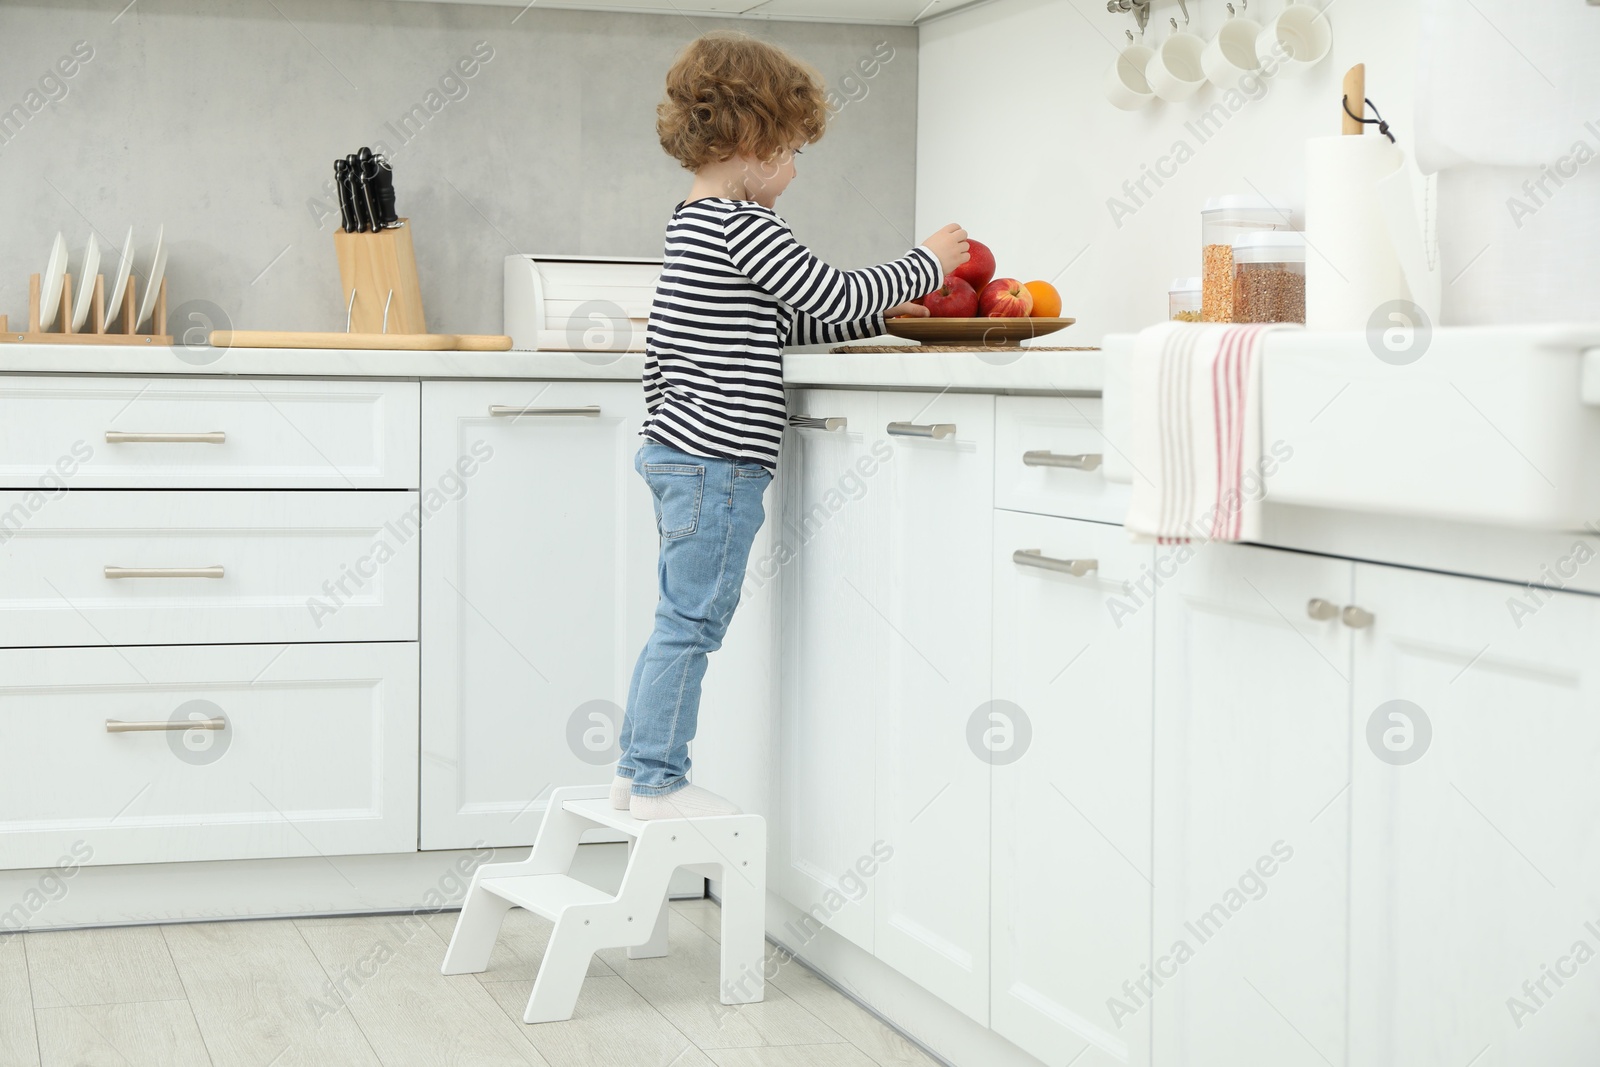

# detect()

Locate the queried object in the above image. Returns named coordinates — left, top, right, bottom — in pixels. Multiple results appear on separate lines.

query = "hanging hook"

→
left=1126, top=28, right=1135, bottom=44
left=1170, top=16, right=1178, bottom=32
left=1227, top=2, right=1236, bottom=15
left=1176, top=0, right=1190, bottom=23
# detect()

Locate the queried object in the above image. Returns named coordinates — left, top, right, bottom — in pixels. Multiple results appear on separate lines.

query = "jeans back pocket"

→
left=642, top=463, right=705, bottom=540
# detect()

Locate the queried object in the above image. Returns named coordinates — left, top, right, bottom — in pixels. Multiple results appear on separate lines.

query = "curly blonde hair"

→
left=656, top=31, right=828, bottom=171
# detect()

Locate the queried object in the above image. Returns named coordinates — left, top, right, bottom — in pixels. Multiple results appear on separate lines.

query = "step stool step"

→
left=560, top=795, right=751, bottom=836
left=560, top=796, right=649, bottom=836
left=480, top=874, right=613, bottom=922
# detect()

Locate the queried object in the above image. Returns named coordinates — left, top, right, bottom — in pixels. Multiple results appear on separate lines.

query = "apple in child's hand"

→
left=949, top=239, right=996, bottom=292
left=921, top=276, right=979, bottom=318
left=978, top=278, right=1035, bottom=318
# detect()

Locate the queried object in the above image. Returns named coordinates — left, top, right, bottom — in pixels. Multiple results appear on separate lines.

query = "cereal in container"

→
left=1201, top=196, right=1287, bottom=322
left=1232, top=231, right=1306, bottom=324
left=1169, top=277, right=1202, bottom=322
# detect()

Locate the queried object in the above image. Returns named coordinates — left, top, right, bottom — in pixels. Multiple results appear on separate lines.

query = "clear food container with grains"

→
left=1201, top=196, right=1288, bottom=322
left=1231, top=231, right=1306, bottom=324
left=1169, top=277, right=1201, bottom=322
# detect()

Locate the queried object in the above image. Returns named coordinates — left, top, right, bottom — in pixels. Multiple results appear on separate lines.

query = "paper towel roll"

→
left=1306, top=135, right=1413, bottom=331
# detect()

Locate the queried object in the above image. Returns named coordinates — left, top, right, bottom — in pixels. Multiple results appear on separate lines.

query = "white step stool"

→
left=440, top=784, right=767, bottom=1023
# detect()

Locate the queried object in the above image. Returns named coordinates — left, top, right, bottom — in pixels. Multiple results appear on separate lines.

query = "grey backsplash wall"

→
left=0, top=1, right=918, bottom=336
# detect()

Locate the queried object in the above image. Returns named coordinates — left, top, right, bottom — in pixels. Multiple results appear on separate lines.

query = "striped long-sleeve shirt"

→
left=640, top=197, right=943, bottom=469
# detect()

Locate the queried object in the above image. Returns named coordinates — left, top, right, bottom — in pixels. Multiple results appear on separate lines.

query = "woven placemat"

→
left=830, top=345, right=1101, bottom=353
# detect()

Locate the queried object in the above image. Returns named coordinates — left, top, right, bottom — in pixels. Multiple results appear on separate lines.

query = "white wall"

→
left=916, top=0, right=1419, bottom=344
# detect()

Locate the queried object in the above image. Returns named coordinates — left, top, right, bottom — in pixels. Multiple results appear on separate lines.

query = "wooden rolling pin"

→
left=210, top=330, right=513, bottom=351
left=1342, top=64, right=1366, bottom=135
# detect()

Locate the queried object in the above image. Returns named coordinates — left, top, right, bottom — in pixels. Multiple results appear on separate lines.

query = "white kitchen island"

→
left=0, top=335, right=1594, bottom=1067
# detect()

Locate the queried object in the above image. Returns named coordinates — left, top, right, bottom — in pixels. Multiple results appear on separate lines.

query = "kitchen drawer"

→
left=0, top=490, right=419, bottom=647
left=0, top=376, right=420, bottom=489
left=994, top=396, right=1128, bottom=524
left=0, top=642, right=418, bottom=870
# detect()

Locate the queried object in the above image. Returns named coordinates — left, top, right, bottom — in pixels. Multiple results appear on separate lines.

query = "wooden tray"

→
left=883, top=317, right=1075, bottom=345
left=210, top=330, right=511, bottom=352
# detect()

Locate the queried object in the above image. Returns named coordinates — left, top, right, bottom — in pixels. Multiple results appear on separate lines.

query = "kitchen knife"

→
left=355, top=147, right=384, bottom=232
left=334, top=158, right=358, bottom=233
left=345, top=153, right=371, bottom=232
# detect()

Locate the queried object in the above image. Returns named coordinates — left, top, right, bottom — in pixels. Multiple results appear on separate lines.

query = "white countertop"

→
left=0, top=342, right=1104, bottom=394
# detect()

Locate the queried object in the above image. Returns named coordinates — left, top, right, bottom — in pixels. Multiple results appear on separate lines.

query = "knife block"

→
left=334, top=219, right=426, bottom=334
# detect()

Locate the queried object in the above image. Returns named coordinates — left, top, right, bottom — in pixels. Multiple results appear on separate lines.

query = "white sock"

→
left=610, top=775, right=632, bottom=810
left=630, top=784, right=741, bottom=821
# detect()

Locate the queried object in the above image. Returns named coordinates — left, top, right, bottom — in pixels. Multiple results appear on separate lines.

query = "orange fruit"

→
left=1023, top=280, right=1062, bottom=318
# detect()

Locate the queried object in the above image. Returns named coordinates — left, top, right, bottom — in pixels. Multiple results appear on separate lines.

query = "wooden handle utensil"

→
left=1342, top=64, right=1366, bottom=135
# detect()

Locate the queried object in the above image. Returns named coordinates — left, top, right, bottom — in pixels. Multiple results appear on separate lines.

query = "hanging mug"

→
left=1104, top=31, right=1157, bottom=110
left=1257, top=0, right=1333, bottom=72
left=1203, top=4, right=1266, bottom=88
left=1146, top=18, right=1209, bottom=102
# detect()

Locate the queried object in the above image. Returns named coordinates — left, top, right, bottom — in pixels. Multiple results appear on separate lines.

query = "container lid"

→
left=1231, top=230, right=1307, bottom=263
left=1232, top=230, right=1306, bottom=251
left=1201, top=194, right=1283, bottom=214
left=1169, top=277, right=1201, bottom=293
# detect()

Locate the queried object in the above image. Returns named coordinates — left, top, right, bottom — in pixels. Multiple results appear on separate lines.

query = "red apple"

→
left=978, top=278, right=1035, bottom=318
left=921, top=275, right=979, bottom=318
left=950, top=239, right=996, bottom=292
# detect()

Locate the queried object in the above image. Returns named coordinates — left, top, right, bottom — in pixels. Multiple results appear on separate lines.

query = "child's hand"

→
left=886, top=301, right=930, bottom=319
left=921, top=223, right=970, bottom=276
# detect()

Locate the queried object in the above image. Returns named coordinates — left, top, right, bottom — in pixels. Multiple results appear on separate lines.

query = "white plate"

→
left=135, top=224, right=166, bottom=332
left=106, top=227, right=134, bottom=321
left=71, top=234, right=100, bottom=331
left=39, top=233, right=68, bottom=330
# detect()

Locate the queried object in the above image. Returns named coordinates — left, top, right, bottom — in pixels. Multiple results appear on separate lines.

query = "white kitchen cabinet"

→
left=420, top=381, right=657, bottom=850
left=990, top=510, right=1154, bottom=1067
left=1151, top=543, right=1353, bottom=1067
left=0, top=376, right=419, bottom=489
left=776, top=388, right=887, bottom=953
left=1348, top=564, right=1600, bottom=1067
left=0, top=642, right=418, bottom=870
left=993, top=396, right=1128, bottom=524
left=0, top=489, right=418, bottom=648
left=872, top=390, right=996, bottom=1023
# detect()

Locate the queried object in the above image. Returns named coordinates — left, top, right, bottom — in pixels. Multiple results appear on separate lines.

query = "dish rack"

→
left=2, top=271, right=170, bottom=345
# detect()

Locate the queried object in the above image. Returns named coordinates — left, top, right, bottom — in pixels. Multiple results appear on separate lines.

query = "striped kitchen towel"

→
left=1126, top=321, right=1288, bottom=544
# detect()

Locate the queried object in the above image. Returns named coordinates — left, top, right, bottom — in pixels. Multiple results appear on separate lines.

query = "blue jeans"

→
left=617, top=441, right=772, bottom=796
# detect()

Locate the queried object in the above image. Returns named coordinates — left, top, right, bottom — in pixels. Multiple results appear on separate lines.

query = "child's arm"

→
left=788, top=308, right=902, bottom=347
left=725, top=207, right=948, bottom=330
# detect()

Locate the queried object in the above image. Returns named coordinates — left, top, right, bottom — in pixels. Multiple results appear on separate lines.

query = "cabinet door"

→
left=421, top=381, right=656, bottom=850
left=0, top=642, right=417, bottom=869
left=1151, top=543, right=1353, bottom=1066
left=873, top=391, right=996, bottom=1023
left=1349, top=563, right=1600, bottom=1067
left=991, top=510, right=1154, bottom=1067
left=776, top=389, right=886, bottom=953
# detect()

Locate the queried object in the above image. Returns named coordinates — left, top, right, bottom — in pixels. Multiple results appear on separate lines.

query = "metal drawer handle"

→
left=789, top=415, right=847, bottom=431
left=105, top=431, right=226, bottom=444
left=489, top=405, right=601, bottom=418
left=104, top=566, right=225, bottom=580
left=1341, top=605, right=1375, bottom=629
left=887, top=422, right=956, bottom=440
left=1307, top=598, right=1341, bottom=621
left=1013, top=549, right=1098, bottom=578
left=106, top=717, right=226, bottom=733
left=1023, top=450, right=1102, bottom=471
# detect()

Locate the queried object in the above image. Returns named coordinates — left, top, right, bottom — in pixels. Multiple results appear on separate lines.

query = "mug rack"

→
left=0, top=271, right=170, bottom=345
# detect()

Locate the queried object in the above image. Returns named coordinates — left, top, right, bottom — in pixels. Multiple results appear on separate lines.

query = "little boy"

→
left=614, top=30, right=970, bottom=819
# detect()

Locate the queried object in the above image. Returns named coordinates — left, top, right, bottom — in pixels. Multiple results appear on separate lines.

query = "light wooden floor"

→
left=1, top=896, right=943, bottom=1067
